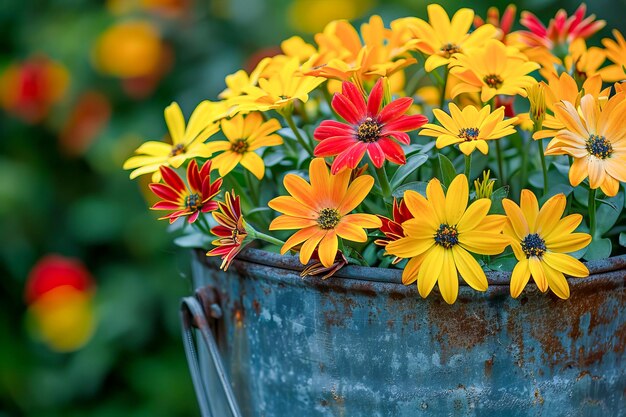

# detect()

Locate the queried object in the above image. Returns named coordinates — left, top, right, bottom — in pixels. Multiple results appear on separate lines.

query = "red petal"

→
left=150, top=183, right=182, bottom=202
left=332, top=93, right=364, bottom=125
left=314, top=136, right=358, bottom=157
left=342, top=81, right=366, bottom=116
left=367, top=79, right=383, bottom=117
left=383, top=114, right=428, bottom=132
left=152, top=201, right=181, bottom=210
left=378, top=97, right=414, bottom=124
left=331, top=142, right=367, bottom=174
left=314, top=121, right=354, bottom=140
left=378, top=137, right=406, bottom=165
left=366, top=143, right=385, bottom=168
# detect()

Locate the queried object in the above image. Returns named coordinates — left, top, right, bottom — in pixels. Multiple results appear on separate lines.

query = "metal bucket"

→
left=182, top=249, right=626, bottom=417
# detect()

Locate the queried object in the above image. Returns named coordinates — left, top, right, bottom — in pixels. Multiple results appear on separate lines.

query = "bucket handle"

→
left=181, top=288, right=243, bottom=417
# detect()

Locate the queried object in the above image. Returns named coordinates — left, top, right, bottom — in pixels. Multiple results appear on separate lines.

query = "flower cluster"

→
left=126, top=3, right=626, bottom=304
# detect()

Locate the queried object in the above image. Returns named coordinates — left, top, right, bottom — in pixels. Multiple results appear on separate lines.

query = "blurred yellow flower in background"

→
left=93, top=20, right=163, bottom=78
left=287, top=0, right=374, bottom=34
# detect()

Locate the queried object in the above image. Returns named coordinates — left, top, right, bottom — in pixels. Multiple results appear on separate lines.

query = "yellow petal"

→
left=542, top=252, right=589, bottom=277
left=520, top=190, right=539, bottom=232
left=438, top=250, right=459, bottom=304
left=542, top=214, right=583, bottom=243
left=459, top=231, right=509, bottom=255
left=417, top=245, right=445, bottom=298
left=269, top=215, right=317, bottom=230
left=543, top=261, right=570, bottom=299
left=337, top=175, right=374, bottom=215
left=502, top=198, right=529, bottom=240
left=280, top=226, right=318, bottom=254
left=456, top=199, right=491, bottom=233
left=164, top=102, right=185, bottom=144
left=546, top=233, right=592, bottom=253
left=299, top=229, right=326, bottom=265
left=268, top=196, right=316, bottom=219
left=402, top=254, right=427, bottom=285
left=445, top=174, right=469, bottom=225
left=452, top=246, right=487, bottom=291
left=536, top=194, right=566, bottom=235
left=240, top=151, right=265, bottom=180
left=335, top=221, right=367, bottom=242
left=403, top=190, right=439, bottom=229
left=510, top=259, right=531, bottom=298
left=426, top=178, right=446, bottom=224
left=318, top=231, right=338, bottom=267
left=528, top=257, right=548, bottom=292
left=386, top=237, right=434, bottom=258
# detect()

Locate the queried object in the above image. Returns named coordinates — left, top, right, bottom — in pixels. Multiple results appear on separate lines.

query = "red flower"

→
left=25, top=255, right=95, bottom=304
left=206, top=191, right=247, bottom=270
left=374, top=198, right=414, bottom=264
left=474, top=5, right=517, bottom=42
left=149, top=159, right=222, bottom=223
left=313, top=78, right=428, bottom=174
left=301, top=250, right=348, bottom=280
left=519, top=4, right=605, bottom=50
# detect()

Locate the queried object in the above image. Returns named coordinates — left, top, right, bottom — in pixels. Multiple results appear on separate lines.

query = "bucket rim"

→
left=198, top=248, right=626, bottom=286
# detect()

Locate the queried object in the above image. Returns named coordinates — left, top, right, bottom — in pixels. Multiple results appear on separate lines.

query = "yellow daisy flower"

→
left=450, top=39, right=539, bottom=103
left=502, top=191, right=591, bottom=299
left=408, top=4, right=498, bottom=72
left=205, top=112, right=282, bottom=180
left=234, top=58, right=325, bottom=113
left=268, top=158, right=381, bottom=268
left=123, top=101, right=226, bottom=182
left=599, top=29, right=626, bottom=82
left=385, top=174, right=509, bottom=304
left=420, top=103, right=517, bottom=155
left=545, top=93, right=626, bottom=196
left=218, top=57, right=271, bottom=100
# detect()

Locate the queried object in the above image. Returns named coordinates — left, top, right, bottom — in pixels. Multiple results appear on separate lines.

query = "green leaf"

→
left=390, top=153, right=428, bottom=189
left=596, top=191, right=624, bottom=235
left=489, top=186, right=509, bottom=214
left=392, top=181, right=428, bottom=199
left=438, top=154, right=457, bottom=187
left=487, top=253, right=518, bottom=272
left=583, top=238, right=612, bottom=261
left=619, top=232, right=626, bottom=248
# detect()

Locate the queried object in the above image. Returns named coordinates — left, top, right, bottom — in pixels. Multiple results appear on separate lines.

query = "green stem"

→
left=537, top=139, right=549, bottom=193
left=464, top=153, right=472, bottom=180
left=520, top=129, right=528, bottom=191
left=244, top=169, right=259, bottom=206
left=495, top=140, right=505, bottom=186
left=195, top=214, right=212, bottom=235
left=284, top=111, right=314, bottom=157
left=439, top=67, right=448, bottom=110
left=251, top=230, right=285, bottom=247
left=376, top=165, right=392, bottom=201
left=588, top=187, right=597, bottom=237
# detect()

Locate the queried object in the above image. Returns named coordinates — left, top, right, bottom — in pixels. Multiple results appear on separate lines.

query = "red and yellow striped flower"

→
left=207, top=191, right=248, bottom=270
left=150, top=159, right=222, bottom=223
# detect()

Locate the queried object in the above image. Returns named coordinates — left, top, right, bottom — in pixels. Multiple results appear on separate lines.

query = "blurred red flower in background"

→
left=25, top=255, right=97, bottom=352
left=0, top=55, right=69, bottom=124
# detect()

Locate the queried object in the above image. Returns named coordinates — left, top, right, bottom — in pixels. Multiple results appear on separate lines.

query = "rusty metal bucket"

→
left=182, top=249, right=626, bottom=417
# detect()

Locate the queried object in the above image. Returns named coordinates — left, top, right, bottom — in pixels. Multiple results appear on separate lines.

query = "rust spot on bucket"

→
left=252, top=299, right=261, bottom=315
left=484, top=357, right=494, bottom=378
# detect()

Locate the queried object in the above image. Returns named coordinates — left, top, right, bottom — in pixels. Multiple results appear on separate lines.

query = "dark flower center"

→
left=521, top=233, right=546, bottom=258
left=185, top=193, right=202, bottom=211
left=586, top=134, right=612, bottom=159
left=440, top=43, right=462, bottom=58
left=483, top=74, right=503, bottom=89
left=357, top=117, right=382, bottom=143
left=458, top=127, right=480, bottom=141
left=317, top=208, right=341, bottom=230
left=169, top=143, right=185, bottom=157
left=434, top=224, right=459, bottom=249
left=231, top=139, right=249, bottom=154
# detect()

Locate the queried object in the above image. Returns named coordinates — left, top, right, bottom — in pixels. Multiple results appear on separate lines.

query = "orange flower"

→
left=268, top=158, right=381, bottom=267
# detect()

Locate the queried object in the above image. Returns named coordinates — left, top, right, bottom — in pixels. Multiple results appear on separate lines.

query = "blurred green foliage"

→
left=0, top=0, right=622, bottom=415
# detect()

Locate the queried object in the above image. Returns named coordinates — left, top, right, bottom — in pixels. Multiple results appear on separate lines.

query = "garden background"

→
left=0, top=0, right=623, bottom=415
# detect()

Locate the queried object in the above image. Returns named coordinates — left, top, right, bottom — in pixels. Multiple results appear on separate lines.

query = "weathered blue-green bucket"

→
left=183, top=249, right=626, bottom=417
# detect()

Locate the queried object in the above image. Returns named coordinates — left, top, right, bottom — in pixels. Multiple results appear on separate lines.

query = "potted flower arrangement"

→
left=125, top=4, right=626, bottom=416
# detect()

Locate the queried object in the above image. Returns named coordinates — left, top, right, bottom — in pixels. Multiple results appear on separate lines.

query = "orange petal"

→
left=337, top=175, right=374, bottom=214
left=318, top=231, right=338, bottom=267
left=268, top=196, right=316, bottom=219
left=335, top=221, right=367, bottom=242
left=270, top=215, right=317, bottom=230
